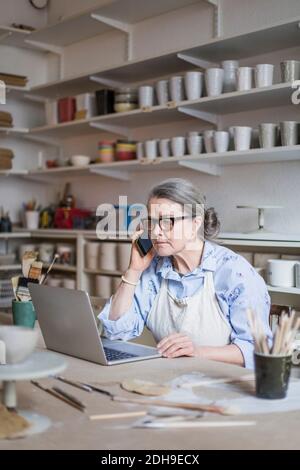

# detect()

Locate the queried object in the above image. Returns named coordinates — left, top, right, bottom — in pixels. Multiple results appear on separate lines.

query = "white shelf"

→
left=28, top=15, right=300, bottom=99
left=267, top=285, right=300, bottom=295
left=28, top=83, right=294, bottom=139
left=0, top=264, right=21, bottom=271
left=0, top=127, right=29, bottom=136
left=22, top=146, right=300, bottom=181
left=0, top=25, right=31, bottom=48
left=0, top=170, right=28, bottom=177
left=26, top=0, right=203, bottom=49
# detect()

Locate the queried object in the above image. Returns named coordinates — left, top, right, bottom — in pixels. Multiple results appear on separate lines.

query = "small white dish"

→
left=70, top=155, right=91, bottom=167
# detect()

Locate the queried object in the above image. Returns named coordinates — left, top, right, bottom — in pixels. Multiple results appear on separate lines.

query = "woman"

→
left=99, top=178, right=272, bottom=369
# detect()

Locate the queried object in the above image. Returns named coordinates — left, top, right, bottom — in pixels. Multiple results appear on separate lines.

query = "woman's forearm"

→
left=197, top=344, right=245, bottom=367
left=109, top=269, right=142, bottom=321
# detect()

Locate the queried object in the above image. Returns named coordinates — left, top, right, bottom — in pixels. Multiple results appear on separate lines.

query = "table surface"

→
left=0, top=313, right=300, bottom=450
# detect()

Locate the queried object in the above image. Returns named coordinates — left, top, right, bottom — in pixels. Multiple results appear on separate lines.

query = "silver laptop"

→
left=29, top=284, right=161, bottom=366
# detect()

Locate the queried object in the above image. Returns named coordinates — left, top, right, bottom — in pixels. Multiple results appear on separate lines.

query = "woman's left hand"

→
left=157, top=333, right=199, bottom=358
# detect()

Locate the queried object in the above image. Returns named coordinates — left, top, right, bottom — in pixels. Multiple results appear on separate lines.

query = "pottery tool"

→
left=54, top=376, right=93, bottom=392
left=52, top=386, right=86, bottom=411
left=179, top=374, right=255, bottom=389
left=40, top=253, right=59, bottom=284
left=10, top=275, right=20, bottom=300
left=112, top=396, right=239, bottom=416
left=80, top=382, right=115, bottom=398
left=135, top=420, right=256, bottom=429
left=28, top=261, right=43, bottom=281
left=31, top=381, right=84, bottom=412
left=89, top=411, right=148, bottom=421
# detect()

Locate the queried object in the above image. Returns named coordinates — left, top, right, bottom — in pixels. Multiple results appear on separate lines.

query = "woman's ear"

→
left=193, top=216, right=203, bottom=237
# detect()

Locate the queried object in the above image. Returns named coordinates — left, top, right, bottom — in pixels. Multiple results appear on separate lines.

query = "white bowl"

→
left=0, top=326, right=38, bottom=364
left=70, top=155, right=91, bottom=167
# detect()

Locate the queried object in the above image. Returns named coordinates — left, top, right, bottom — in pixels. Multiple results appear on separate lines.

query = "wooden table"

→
left=1, top=313, right=300, bottom=450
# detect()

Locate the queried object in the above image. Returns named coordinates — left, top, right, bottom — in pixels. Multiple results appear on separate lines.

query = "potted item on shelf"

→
left=54, top=207, right=91, bottom=229
left=115, top=140, right=137, bottom=161
left=23, top=199, right=41, bottom=230
left=57, top=97, right=76, bottom=123
left=0, top=148, right=14, bottom=170
left=70, top=155, right=91, bottom=167
left=97, top=141, right=115, bottom=163
left=75, top=93, right=97, bottom=120
left=0, top=209, right=12, bottom=232
left=56, top=244, right=75, bottom=266
left=99, top=242, right=117, bottom=271
left=95, top=89, right=115, bottom=115
left=114, top=88, right=138, bottom=113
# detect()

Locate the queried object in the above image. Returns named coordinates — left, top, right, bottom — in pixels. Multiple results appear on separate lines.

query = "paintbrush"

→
left=40, top=253, right=59, bottom=284
left=31, top=381, right=84, bottom=412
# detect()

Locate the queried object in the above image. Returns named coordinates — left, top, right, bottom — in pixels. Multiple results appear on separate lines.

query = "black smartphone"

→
left=135, top=231, right=153, bottom=257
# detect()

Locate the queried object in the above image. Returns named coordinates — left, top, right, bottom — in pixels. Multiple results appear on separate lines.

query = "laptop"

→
left=29, top=284, right=161, bottom=366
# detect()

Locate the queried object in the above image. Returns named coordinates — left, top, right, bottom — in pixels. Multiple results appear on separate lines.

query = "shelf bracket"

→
left=23, top=94, right=48, bottom=104
left=89, top=75, right=125, bottom=89
left=23, top=134, right=62, bottom=148
left=90, top=13, right=131, bottom=34
left=89, top=122, right=130, bottom=137
left=89, top=167, right=131, bottom=181
left=24, top=39, right=63, bottom=55
left=178, top=159, right=221, bottom=176
left=177, top=53, right=219, bottom=69
left=178, top=106, right=218, bottom=124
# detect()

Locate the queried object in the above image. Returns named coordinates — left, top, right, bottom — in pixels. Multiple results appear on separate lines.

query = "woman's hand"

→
left=128, top=229, right=155, bottom=274
left=157, top=333, right=200, bottom=358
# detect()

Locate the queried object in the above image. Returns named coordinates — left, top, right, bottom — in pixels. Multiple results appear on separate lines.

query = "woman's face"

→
left=147, top=197, right=202, bottom=257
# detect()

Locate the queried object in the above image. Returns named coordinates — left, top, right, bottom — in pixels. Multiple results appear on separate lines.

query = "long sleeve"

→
left=98, top=259, right=160, bottom=341
left=215, top=253, right=272, bottom=369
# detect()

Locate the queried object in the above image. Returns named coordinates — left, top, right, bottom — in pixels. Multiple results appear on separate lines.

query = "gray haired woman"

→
left=99, top=178, right=272, bottom=369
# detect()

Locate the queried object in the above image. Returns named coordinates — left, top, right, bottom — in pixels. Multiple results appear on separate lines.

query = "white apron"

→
left=146, top=271, right=232, bottom=346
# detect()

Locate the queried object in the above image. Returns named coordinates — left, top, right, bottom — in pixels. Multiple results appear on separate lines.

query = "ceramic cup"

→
left=258, top=123, right=278, bottom=148
left=12, top=300, right=36, bottom=329
left=280, top=121, right=299, bottom=146
left=159, top=139, right=171, bottom=157
left=255, top=64, right=274, bottom=88
left=117, top=243, right=132, bottom=272
left=203, top=129, right=215, bottom=153
left=169, top=76, right=184, bottom=102
left=222, top=60, right=239, bottom=92
left=99, top=242, right=117, bottom=271
left=254, top=353, right=292, bottom=399
left=280, top=60, right=300, bottom=83
left=184, top=71, right=203, bottom=100
left=155, top=80, right=169, bottom=105
left=145, top=140, right=158, bottom=160
left=236, top=67, right=253, bottom=91
left=205, top=68, right=224, bottom=96
left=47, top=277, right=62, bottom=287
left=187, top=135, right=203, bottom=155
left=232, top=126, right=252, bottom=151
left=171, top=136, right=186, bottom=157
left=95, top=275, right=111, bottom=298
left=38, top=243, right=55, bottom=263
left=25, top=211, right=39, bottom=230
left=62, top=278, right=76, bottom=289
left=267, top=259, right=297, bottom=288
left=138, top=86, right=154, bottom=108
left=136, top=142, right=144, bottom=160
left=214, top=130, right=229, bottom=153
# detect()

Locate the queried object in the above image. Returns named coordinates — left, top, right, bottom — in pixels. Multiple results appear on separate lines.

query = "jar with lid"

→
left=114, top=88, right=138, bottom=113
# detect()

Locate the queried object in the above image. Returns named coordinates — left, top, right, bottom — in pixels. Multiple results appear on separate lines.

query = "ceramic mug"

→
left=171, top=136, right=186, bottom=157
left=232, top=126, right=252, bottom=151
left=169, top=76, right=184, bottom=102
left=203, top=129, right=215, bottom=153
left=280, top=121, right=299, bottom=146
left=184, top=71, right=203, bottom=100
left=258, top=123, right=278, bottom=148
left=159, top=139, right=171, bottom=157
left=205, top=68, right=224, bottom=96
left=155, top=80, right=169, bottom=105
left=187, top=135, right=203, bottom=155
left=214, top=130, right=229, bottom=153
left=138, top=86, right=154, bottom=108
left=236, top=67, right=253, bottom=91
left=136, top=142, right=144, bottom=160
left=255, top=64, right=274, bottom=88
left=12, top=300, right=36, bottom=329
left=25, top=211, right=39, bottom=230
left=99, top=242, right=117, bottom=271
left=267, top=259, right=297, bottom=287
left=222, top=60, right=239, bottom=92
left=145, top=140, right=158, bottom=160
left=280, top=60, right=300, bottom=83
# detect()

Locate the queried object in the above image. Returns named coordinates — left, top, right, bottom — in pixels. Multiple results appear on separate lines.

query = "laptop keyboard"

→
left=103, top=347, right=138, bottom=362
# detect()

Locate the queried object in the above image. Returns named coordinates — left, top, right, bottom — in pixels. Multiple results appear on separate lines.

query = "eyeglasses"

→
left=142, top=215, right=193, bottom=232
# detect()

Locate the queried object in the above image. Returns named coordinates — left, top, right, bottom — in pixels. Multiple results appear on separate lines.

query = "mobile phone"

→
left=135, top=231, right=153, bottom=257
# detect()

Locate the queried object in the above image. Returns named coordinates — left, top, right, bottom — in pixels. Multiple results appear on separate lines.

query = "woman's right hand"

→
left=128, top=229, right=155, bottom=274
